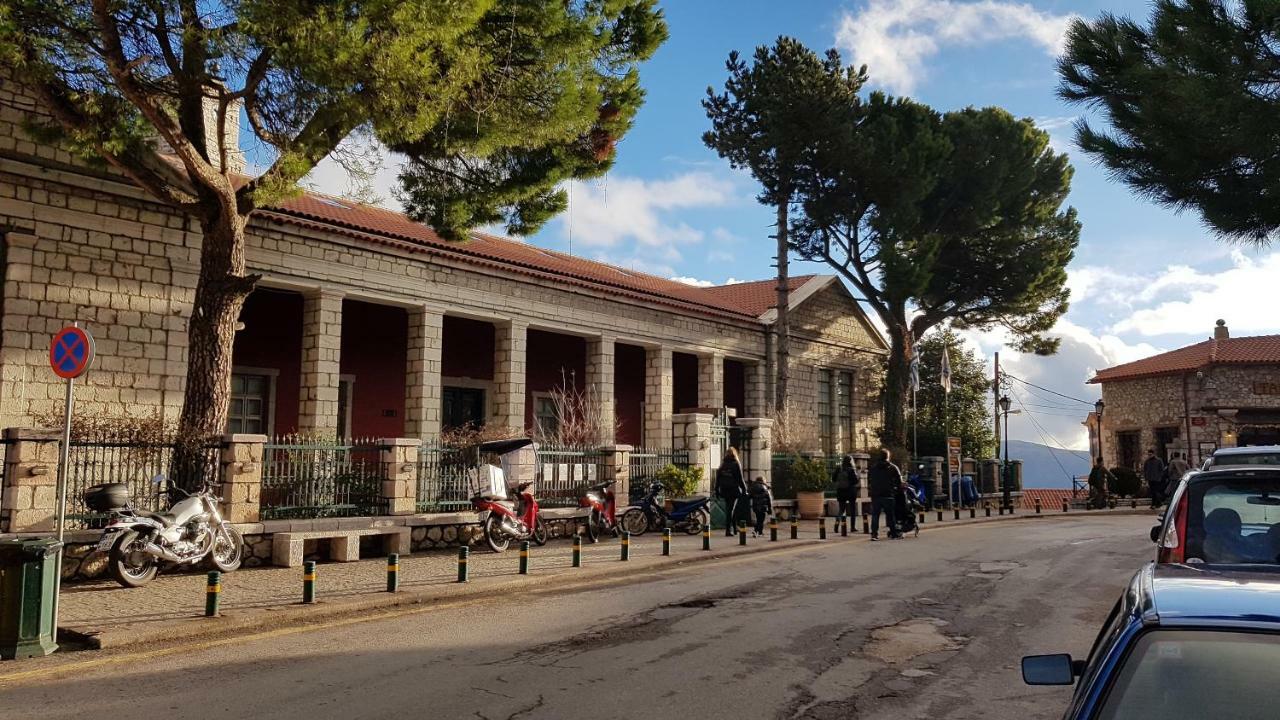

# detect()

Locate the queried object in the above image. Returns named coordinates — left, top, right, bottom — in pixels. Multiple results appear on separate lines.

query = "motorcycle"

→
left=85, top=478, right=244, bottom=588
left=468, top=438, right=548, bottom=553
left=620, top=481, right=711, bottom=536
left=578, top=480, right=620, bottom=543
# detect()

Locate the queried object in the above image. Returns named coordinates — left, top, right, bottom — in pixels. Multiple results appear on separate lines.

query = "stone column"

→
left=745, top=361, right=768, bottom=418
left=599, top=444, right=632, bottom=509
left=0, top=429, right=60, bottom=533
left=297, top=288, right=344, bottom=438
left=736, top=418, right=775, bottom=488
left=586, top=336, right=617, bottom=443
left=380, top=438, right=421, bottom=515
left=644, top=345, right=673, bottom=448
left=405, top=308, right=444, bottom=439
left=218, top=434, right=266, bottom=523
left=493, top=320, right=528, bottom=433
left=698, top=352, right=725, bottom=411
left=673, top=412, right=714, bottom=493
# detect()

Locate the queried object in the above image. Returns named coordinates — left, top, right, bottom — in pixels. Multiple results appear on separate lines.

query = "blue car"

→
left=1022, top=563, right=1280, bottom=719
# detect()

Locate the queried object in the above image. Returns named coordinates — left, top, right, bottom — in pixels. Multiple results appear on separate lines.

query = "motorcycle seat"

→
left=136, top=509, right=177, bottom=525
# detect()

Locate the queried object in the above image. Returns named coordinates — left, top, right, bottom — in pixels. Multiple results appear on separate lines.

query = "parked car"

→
left=1022, top=563, right=1280, bottom=719
left=1200, top=445, right=1280, bottom=471
left=1151, top=466, right=1280, bottom=564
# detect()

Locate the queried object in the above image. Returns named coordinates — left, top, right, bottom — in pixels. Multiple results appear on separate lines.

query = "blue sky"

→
left=305, top=0, right=1280, bottom=451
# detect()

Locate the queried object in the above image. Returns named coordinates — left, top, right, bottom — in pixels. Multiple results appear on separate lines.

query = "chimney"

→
left=152, top=81, right=244, bottom=174
left=1214, top=319, right=1229, bottom=340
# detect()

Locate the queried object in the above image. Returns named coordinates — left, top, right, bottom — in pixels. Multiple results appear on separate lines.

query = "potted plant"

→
left=656, top=464, right=703, bottom=509
left=789, top=456, right=830, bottom=519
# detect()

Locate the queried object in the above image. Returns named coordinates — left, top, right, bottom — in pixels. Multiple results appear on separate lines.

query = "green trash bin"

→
left=0, top=538, right=62, bottom=660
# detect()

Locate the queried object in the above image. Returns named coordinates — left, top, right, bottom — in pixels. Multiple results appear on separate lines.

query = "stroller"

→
left=894, top=482, right=925, bottom=538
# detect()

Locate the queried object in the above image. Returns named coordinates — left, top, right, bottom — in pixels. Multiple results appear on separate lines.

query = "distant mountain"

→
left=1005, top=439, right=1091, bottom=489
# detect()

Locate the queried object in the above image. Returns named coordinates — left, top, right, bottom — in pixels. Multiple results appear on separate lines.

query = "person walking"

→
left=1168, top=452, right=1191, bottom=483
left=832, top=455, right=861, bottom=521
left=868, top=448, right=902, bottom=541
left=1143, top=449, right=1167, bottom=507
left=748, top=476, right=773, bottom=537
left=1088, top=456, right=1114, bottom=509
left=714, top=447, right=748, bottom=536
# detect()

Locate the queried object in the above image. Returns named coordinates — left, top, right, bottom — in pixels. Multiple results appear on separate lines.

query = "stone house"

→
left=1088, top=321, right=1280, bottom=469
left=0, top=69, right=886, bottom=458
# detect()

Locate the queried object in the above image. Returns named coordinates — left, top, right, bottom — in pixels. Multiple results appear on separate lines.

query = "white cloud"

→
left=1109, top=251, right=1280, bottom=337
left=302, top=138, right=404, bottom=212
left=562, top=172, right=736, bottom=250
left=1033, top=115, right=1077, bottom=154
left=834, top=0, right=1075, bottom=94
left=670, top=276, right=746, bottom=288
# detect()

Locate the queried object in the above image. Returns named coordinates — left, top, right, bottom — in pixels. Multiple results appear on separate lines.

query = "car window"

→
left=1184, top=479, right=1280, bottom=564
left=1097, top=630, right=1280, bottom=719
left=1208, top=453, right=1280, bottom=467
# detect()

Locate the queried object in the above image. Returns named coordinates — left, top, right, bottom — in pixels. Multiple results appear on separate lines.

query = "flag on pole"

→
left=908, top=346, right=921, bottom=393
left=940, top=345, right=952, bottom=394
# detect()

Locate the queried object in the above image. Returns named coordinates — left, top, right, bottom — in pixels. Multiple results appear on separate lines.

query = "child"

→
left=748, top=476, right=773, bottom=536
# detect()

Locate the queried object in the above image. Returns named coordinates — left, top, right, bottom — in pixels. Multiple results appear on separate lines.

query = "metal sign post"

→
left=48, top=322, right=94, bottom=636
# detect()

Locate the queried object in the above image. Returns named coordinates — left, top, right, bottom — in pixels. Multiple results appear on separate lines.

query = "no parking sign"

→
left=50, top=325, right=95, bottom=379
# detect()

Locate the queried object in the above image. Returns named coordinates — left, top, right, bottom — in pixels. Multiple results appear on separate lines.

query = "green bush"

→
left=656, top=464, right=703, bottom=497
left=789, top=457, right=830, bottom=493
left=1108, top=466, right=1142, bottom=498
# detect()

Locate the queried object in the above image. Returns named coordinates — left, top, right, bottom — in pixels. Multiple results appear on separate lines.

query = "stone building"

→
left=1088, top=321, right=1280, bottom=469
left=0, top=69, right=886, bottom=455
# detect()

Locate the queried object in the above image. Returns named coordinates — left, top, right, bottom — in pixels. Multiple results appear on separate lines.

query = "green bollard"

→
left=518, top=542, right=529, bottom=575
left=302, top=561, right=316, bottom=604
left=970, top=507, right=976, bottom=519
left=954, top=508, right=961, bottom=520
left=819, top=517, right=827, bottom=540
left=1035, top=499, right=1042, bottom=514
left=702, top=524, right=711, bottom=551
left=937, top=510, right=944, bottom=522
left=770, top=517, right=778, bottom=542
left=791, top=516, right=799, bottom=540
left=621, top=531, right=631, bottom=561
left=862, top=513, right=870, bottom=535
left=662, top=528, right=672, bottom=556
left=739, top=524, right=747, bottom=546
left=1063, top=499, right=1069, bottom=513
left=456, top=546, right=469, bottom=583
left=918, top=512, right=926, bottom=524
left=841, top=515, right=849, bottom=537
left=572, top=535, right=582, bottom=567
left=205, top=571, right=221, bottom=617
left=386, top=553, right=399, bottom=593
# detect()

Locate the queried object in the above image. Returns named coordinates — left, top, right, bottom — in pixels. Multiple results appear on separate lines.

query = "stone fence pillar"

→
left=1, top=429, right=60, bottom=533
left=380, top=438, right=421, bottom=516
left=219, top=434, right=266, bottom=523
left=673, top=412, right=714, bottom=494
left=598, top=445, right=632, bottom=507
left=736, top=418, right=774, bottom=487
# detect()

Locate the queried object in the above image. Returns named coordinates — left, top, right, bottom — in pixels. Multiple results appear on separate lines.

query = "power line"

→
left=1007, top=388, right=1087, bottom=485
left=1003, top=373, right=1096, bottom=407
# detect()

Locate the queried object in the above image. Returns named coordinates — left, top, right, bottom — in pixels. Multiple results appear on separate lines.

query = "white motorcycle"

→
left=85, top=479, right=244, bottom=588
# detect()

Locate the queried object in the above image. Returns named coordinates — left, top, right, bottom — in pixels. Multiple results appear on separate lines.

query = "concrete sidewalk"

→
left=52, top=507, right=1153, bottom=653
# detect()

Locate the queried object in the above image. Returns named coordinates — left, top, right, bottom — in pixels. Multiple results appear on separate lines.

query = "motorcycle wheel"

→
left=484, top=514, right=511, bottom=553
left=108, top=530, right=159, bottom=588
left=532, top=516, right=548, bottom=546
left=584, top=511, right=601, bottom=543
left=209, top=527, right=245, bottom=572
left=684, top=509, right=709, bottom=535
left=621, top=508, right=649, bottom=536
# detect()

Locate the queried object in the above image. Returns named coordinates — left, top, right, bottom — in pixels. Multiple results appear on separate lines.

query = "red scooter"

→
left=578, top=480, right=620, bottom=543
left=468, top=439, right=547, bottom=553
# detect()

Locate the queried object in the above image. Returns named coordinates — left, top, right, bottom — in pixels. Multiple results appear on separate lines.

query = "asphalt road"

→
left=0, top=515, right=1153, bottom=720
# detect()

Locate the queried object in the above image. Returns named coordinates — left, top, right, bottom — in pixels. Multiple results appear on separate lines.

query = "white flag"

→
left=908, top=347, right=921, bottom=393
left=940, top=346, right=952, bottom=394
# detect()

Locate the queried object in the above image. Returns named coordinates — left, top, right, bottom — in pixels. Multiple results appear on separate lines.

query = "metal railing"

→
left=62, top=439, right=221, bottom=529
left=628, top=447, right=690, bottom=499
left=535, top=445, right=605, bottom=508
left=415, top=440, right=472, bottom=513
left=259, top=438, right=386, bottom=519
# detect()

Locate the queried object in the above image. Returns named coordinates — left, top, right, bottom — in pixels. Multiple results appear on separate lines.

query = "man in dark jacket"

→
left=1143, top=449, right=1167, bottom=507
left=868, top=448, right=902, bottom=540
left=1087, top=457, right=1114, bottom=509
left=832, top=455, right=861, bottom=520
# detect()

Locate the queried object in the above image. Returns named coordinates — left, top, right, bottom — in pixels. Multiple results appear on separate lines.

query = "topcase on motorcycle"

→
left=467, top=438, right=547, bottom=553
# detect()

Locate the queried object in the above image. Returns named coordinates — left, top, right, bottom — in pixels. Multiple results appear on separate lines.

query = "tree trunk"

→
left=174, top=207, right=257, bottom=488
left=881, top=324, right=913, bottom=460
left=774, top=199, right=790, bottom=414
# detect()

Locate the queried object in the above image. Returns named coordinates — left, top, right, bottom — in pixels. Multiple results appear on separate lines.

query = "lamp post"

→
left=1095, top=398, right=1107, bottom=507
left=999, top=395, right=1012, bottom=510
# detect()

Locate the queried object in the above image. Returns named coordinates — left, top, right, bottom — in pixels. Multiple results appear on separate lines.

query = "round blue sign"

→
left=49, top=326, right=94, bottom=379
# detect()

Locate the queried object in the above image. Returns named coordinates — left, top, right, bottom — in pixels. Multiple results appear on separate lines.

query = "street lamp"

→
left=1095, top=398, right=1107, bottom=507
left=999, top=395, right=1012, bottom=510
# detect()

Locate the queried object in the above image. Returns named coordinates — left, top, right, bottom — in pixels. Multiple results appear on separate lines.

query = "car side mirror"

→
left=1150, top=525, right=1162, bottom=543
left=1022, top=654, right=1076, bottom=685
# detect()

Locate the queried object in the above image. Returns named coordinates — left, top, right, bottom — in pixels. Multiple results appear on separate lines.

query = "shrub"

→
left=656, top=464, right=702, bottom=497
left=789, top=457, right=831, bottom=493
left=1109, top=466, right=1142, bottom=498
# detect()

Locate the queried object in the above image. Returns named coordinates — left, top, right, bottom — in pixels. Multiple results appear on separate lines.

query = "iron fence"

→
left=259, top=438, right=386, bottom=519
left=415, top=440, right=472, bottom=513
left=62, top=439, right=221, bottom=529
left=535, top=444, right=606, bottom=508
left=770, top=453, right=841, bottom=500
left=628, top=447, right=690, bottom=499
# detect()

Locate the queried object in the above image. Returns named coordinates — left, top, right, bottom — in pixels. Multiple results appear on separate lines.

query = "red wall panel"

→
left=615, top=343, right=646, bottom=446
left=340, top=300, right=407, bottom=439
left=232, top=289, right=302, bottom=435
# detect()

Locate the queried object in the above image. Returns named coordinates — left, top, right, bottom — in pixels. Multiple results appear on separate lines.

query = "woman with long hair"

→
left=714, top=446, right=748, bottom=536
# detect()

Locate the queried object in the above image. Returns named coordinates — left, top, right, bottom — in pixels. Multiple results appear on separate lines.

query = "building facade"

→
left=1088, top=321, right=1280, bottom=469
left=0, top=70, right=886, bottom=453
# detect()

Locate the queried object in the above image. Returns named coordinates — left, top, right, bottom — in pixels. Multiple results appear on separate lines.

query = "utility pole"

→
left=993, top=352, right=1001, bottom=460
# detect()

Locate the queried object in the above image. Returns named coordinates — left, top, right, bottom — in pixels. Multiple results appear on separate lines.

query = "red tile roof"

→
left=1017, top=488, right=1080, bottom=509
left=696, top=276, right=819, bottom=317
left=257, top=192, right=803, bottom=321
left=1090, top=335, right=1280, bottom=383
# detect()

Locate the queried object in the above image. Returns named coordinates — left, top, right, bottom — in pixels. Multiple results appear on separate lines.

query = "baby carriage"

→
left=895, top=482, right=924, bottom=538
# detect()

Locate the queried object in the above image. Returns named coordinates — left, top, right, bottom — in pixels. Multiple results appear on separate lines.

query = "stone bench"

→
left=271, top=527, right=412, bottom=568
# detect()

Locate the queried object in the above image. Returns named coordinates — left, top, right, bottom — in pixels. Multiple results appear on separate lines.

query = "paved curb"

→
left=57, top=509, right=1152, bottom=653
